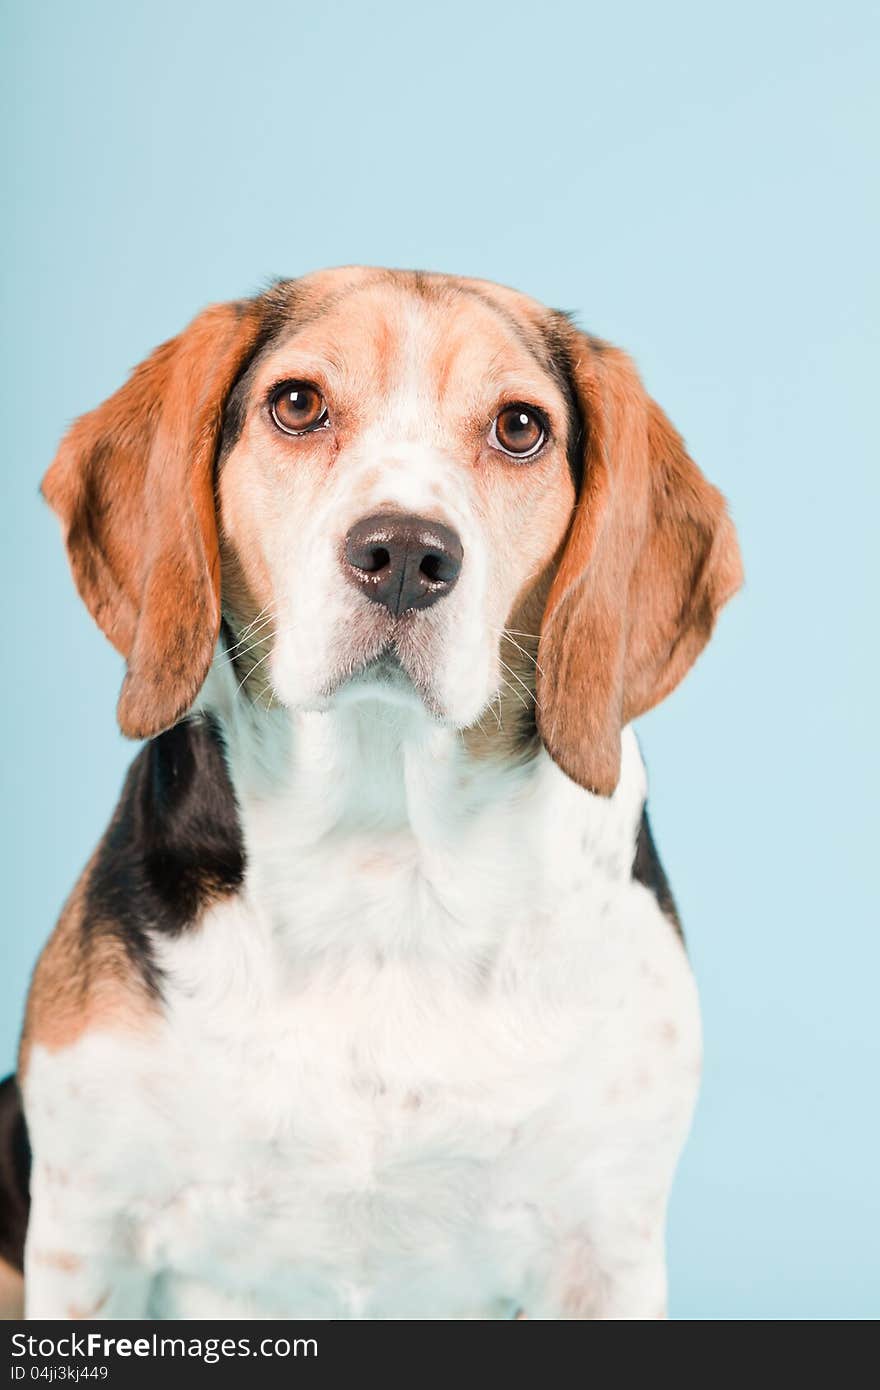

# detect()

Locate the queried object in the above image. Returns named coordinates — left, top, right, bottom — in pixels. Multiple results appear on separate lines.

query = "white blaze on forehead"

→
left=359, top=297, right=458, bottom=446
left=327, top=295, right=482, bottom=525
left=390, top=294, right=443, bottom=439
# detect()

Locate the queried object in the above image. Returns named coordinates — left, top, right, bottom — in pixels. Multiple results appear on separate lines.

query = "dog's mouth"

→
left=323, top=640, right=445, bottom=719
left=354, top=650, right=411, bottom=689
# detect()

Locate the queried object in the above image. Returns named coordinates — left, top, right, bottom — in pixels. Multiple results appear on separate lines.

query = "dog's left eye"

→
left=270, top=382, right=329, bottom=435
left=489, top=405, right=547, bottom=459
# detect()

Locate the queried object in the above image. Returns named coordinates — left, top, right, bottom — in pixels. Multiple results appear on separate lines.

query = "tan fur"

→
left=18, top=862, right=157, bottom=1077
left=32, top=1248, right=83, bottom=1272
left=0, top=1257, right=23, bottom=1320
left=42, top=301, right=266, bottom=741
left=67, top=1291, right=109, bottom=1319
left=536, top=330, right=743, bottom=794
left=461, top=565, right=553, bottom=764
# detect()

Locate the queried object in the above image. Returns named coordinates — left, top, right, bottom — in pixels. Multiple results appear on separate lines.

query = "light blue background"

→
left=2, top=0, right=877, bottom=1320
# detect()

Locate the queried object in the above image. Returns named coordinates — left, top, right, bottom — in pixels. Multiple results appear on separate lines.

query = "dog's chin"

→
left=325, top=651, right=446, bottom=720
left=274, top=616, right=495, bottom=727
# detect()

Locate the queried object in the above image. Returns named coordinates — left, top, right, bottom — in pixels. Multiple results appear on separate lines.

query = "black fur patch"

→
left=540, top=312, right=586, bottom=490
left=0, top=1075, right=29, bottom=1274
left=632, top=809, right=683, bottom=940
left=84, top=717, right=246, bottom=994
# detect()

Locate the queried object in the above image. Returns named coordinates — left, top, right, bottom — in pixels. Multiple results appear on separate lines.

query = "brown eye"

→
left=490, top=404, right=546, bottom=459
left=270, top=382, right=329, bottom=435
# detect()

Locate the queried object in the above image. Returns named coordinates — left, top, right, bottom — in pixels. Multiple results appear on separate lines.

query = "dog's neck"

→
left=217, top=689, right=533, bottom=846
left=199, top=659, right=647, bottom=963
left=204, top=655, right=539, bottom=835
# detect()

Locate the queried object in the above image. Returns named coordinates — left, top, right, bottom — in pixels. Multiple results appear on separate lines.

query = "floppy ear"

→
left=42, top=300, right=264, bottom=739
left=536, top=329, right=743, bottom=796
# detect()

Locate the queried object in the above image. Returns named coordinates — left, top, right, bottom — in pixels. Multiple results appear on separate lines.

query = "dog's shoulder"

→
left=20, top=718, right=245, bottom=1073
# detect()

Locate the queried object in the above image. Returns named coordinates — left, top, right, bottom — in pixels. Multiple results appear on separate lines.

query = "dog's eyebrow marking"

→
left=218, top=274, right=394, bottom=462
left=447, top=283, right=557, bottom=375
left=447, top=287, right=585, bottom=478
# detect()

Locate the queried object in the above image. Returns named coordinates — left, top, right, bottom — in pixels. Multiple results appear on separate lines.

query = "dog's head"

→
left=43, top=267, right=741, bottom=794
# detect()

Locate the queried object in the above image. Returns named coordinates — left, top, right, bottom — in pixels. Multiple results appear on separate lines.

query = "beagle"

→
left=1, top=267, right=741, bottom=1320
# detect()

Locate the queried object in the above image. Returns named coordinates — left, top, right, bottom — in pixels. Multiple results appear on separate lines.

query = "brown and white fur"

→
left=2, top=268, right=741, bottom=1319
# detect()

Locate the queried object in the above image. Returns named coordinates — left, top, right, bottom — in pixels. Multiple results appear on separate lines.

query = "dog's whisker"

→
left=220, top=630, right=272, bottom=666
left=237, top=602, right=272, bottom=634
left=226, top=605, right=272, bottom=648
left=222, top=611, right=278, bottom=658
left=498, top=658, right=536, bottom=705
left=501, top=631, right=545, bottom=677
left=497, top=675, right=530, bottom=713
left=234, top=649, right=273, bottom=698
left=217, top=629, right=278, bottom=669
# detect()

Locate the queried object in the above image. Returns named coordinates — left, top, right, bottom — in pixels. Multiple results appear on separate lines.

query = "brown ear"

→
left=536, top=329, right=743, bottom=795
left=42, top=300, right=264, bottom=739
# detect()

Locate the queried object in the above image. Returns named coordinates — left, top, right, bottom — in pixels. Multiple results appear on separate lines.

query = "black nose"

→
left=343, top=512, right=464, bottom=615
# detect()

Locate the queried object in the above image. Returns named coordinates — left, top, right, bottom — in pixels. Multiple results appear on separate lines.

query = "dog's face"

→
left=218, top=270, right=578, bottom=730
left=42, top=268, right=742, bottom=793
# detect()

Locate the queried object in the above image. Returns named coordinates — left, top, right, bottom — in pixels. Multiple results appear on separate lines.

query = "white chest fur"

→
left=24, top=710, right=701, bottom=1320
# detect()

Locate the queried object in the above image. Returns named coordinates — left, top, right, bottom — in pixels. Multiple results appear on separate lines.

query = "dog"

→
left=0, top=267, right=741, bottom=1319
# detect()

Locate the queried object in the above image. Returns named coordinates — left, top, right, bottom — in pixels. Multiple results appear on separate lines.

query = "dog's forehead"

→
left=259, top=269, right=560, bottom=395
left=292, top=265, right=550, bottom=328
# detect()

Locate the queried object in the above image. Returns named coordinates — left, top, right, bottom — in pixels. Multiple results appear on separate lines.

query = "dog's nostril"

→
left=366, top=546, right=390, bottom=574
left=419, top=553, right=445, bottom=582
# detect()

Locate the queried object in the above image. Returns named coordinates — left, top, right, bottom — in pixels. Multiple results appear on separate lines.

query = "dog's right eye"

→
left=270, top=382, right=329, bottom=435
